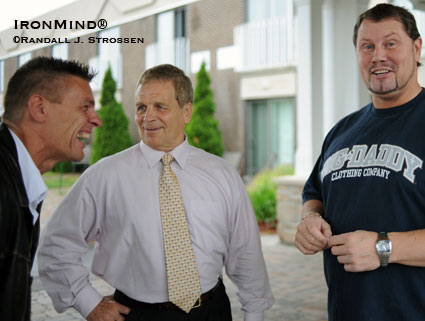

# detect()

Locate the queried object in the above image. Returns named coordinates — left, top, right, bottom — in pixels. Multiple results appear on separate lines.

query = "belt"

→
left=115, top=278, right=223, bottom=311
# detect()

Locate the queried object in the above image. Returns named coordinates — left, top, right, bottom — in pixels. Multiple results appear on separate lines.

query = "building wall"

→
left=121, top=16, right=154, bottom=142
left=188, top=0, right=245, bottom=152
left=3, top=57, right=18, bottom=87
left=68, top=34, right=97, bottom=64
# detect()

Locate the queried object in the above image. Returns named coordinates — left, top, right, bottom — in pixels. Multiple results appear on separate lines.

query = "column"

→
left=322, top=0, right=370, bottom=135
left=294, top=0, right=324, bottom=177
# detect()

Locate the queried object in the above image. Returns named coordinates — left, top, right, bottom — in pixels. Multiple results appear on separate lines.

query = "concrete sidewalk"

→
left=31, top=189, right=328, bottom=321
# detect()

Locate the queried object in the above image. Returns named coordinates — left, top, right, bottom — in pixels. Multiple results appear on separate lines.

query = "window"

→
left=0, top=60, right=3, bottom=117
left=247, top=0, right=289, bottom=22
left=18, top=52, right=32, bottom=67
left=156, top=8, right=187, bottom=42
left=146, top=7, right=189, bottom=72
left=89, top=27, right=122, bottom=90
left=0, top=60, right=4, bottom=93
left=175, top=7, right=186, bottom=38
left=246, top=98, right=295, bottom=175
left=156, top=10, right=175, bottom=64
left=51, top=43, right=68, bottom=60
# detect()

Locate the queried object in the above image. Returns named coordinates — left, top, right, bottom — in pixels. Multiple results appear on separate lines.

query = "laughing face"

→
left=135, top=79, right=192, bottom=152
left=46, top=75, right=102, bottom=162
left=356, top=18, right=422, bottom=107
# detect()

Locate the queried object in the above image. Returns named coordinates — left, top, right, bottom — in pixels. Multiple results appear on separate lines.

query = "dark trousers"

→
left=114, top=280, right=232, bottom=321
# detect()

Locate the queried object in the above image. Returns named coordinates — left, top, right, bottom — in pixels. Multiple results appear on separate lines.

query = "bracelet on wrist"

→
left=301, top=211, right=322, bottom=221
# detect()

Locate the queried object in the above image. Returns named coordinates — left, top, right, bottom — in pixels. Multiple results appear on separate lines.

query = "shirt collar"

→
left=139, top=137, right=190, bottom=169
left=8, top=128, right=47, bottom=223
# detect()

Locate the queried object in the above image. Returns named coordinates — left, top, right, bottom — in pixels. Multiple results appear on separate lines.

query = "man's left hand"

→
left=329, top=231, right=380, bottom=272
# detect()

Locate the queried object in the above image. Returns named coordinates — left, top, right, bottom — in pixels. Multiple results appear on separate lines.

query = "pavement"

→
left=31, top=188, right=328, bottom=321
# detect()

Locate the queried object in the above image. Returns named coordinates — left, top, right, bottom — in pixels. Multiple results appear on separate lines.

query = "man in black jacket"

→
left=0, top=56, right=102, bottom=321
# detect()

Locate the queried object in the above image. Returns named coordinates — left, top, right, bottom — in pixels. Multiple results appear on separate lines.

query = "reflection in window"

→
left=18, top=52, right=32, bottom=67
left=246, top=98, right=295, bottom=175
left=51, top=43, right=68, bottom=60
left=89, top=26, right=122, bottom=90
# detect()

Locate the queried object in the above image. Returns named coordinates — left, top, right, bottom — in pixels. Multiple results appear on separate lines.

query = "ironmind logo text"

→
left=14, top=19, right=108, bottom=30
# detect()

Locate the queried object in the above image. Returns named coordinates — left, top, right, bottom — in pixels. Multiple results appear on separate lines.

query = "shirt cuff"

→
left=244, top=311, right=264, bottom=321
left=73, top=284, right=103, bottom=318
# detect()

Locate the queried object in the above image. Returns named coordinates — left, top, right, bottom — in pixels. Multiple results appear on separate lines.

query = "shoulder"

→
left=88, top=144, right=140, bottom=172
left=0, top=139, right=26, bottom=204
left=80, top=144, right=141, bottom=185
left=186, top=145, right=242, bottom=185
left=332, top=105, right=369, bottom=132
left=323, top=104, right=370, bottom=146
left=188, top=145, right=235, bottom=171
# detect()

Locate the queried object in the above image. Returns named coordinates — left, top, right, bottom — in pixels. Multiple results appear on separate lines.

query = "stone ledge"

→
left=275, top=175, right=307, bottom=244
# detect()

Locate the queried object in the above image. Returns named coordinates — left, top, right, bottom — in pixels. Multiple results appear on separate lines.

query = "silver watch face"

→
left=377, top=240, right=392, bottom=254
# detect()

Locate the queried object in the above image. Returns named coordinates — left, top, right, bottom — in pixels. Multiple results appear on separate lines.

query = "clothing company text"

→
left=14, top=19, right=108, bottom=30
left=321, top=144, right=423, bottom=183
left=331, top=167, right=391, bottom=182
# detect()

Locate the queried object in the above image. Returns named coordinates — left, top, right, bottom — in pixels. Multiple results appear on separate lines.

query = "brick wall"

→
left=120, top=17, right=154, bottom=143
left=188, top=0, right=245, bottom=152
left=275, top=176, right=305, bottom=244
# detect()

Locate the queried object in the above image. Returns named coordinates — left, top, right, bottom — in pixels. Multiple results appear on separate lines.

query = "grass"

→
left=42, top=172, right=80, bottom=189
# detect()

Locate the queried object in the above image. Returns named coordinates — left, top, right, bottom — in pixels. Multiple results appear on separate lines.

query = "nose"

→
left=372, top=45, right=387, bottom=63
left=89, top=110, right=102, bottom=127
left=143, top=106, right=156, bottom=121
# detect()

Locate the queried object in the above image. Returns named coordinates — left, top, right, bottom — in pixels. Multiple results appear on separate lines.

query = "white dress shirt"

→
left=9, top=128, right=46, bottom=223
left=38, top=139, right=274, bottom=320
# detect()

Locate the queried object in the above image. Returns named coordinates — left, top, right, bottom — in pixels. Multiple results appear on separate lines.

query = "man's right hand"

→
left=87, top=296, right=130, bottom=321
left=294, top=212, right=332, bottom=255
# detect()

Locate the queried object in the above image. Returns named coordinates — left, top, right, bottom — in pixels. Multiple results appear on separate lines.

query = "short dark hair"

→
left=137, top=64, right=193, bottom=108
left=353, top=3, right=421, bottom=46
left=3, top=56, right=96, bottom=123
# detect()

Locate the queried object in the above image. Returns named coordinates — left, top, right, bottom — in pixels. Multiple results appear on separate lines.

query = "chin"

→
left=68, top=150, right=85, bottom=162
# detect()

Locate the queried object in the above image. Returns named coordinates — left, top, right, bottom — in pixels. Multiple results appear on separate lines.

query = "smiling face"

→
left=356, top=18, right=422, bottom=108
left=46, top=75, right=102, bottom=161
left=135, top=79, right=192, bottom=152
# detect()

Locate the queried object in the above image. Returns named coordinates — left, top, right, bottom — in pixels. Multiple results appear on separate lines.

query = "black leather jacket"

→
left=0, top=123, right=39, bottom=321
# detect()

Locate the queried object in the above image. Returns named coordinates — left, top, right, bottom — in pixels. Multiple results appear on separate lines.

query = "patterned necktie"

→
left=159, top=153, right=202, bottom=313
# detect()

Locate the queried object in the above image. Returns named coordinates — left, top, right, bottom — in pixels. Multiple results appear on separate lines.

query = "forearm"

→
left=226, top=230, right=274, bottom=315
left=302, top=199, right=324, bottom=217
left=389, top=229, right=425, bottom=267
left=38, top=244, right=103, bottom=317
left=227, top=188, right=274, bottom=316
left=37, top=173, right=103, bottom=317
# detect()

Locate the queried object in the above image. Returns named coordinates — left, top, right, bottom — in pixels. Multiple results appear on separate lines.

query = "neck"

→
left=4, top=119, right=53, bottom=174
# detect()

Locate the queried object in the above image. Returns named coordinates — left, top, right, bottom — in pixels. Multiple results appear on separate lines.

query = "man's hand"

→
left=295, top=214, right=332, bottom=255
left=87, top=295, right=130, bottom=321
left=329, top=230, right=380, bottom=272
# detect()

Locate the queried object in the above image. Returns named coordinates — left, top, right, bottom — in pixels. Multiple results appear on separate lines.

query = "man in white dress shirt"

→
left=38, top=64, right=274, bottom=321
left=0, top=56, right=102, bottom=321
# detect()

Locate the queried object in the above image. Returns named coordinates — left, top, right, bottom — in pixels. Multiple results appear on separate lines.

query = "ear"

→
left=183, top=103, right=193, bottom=124
left=414, top=37, right=422, bottom=64
left=27, top=94, right=48, bottom=122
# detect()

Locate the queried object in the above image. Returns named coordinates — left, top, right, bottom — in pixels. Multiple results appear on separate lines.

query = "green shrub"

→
left=42, top=172, right=80, bottom=189
left=186, top=62, right=224, bottom=156
left=247, top=165, right=294, bottom=223
left=51, top=161, right=73, bottom=173
left=91, top=66, right=133, bottom=164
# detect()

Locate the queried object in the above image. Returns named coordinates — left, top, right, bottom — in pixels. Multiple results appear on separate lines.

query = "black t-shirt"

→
left=303, top=89, right=425, bottom=321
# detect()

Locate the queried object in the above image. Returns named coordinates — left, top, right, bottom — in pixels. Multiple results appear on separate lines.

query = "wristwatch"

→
left=375, top=232, right=392, bottom=267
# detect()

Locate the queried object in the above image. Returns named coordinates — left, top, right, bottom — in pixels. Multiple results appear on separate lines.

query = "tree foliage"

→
left=186, top=62, right=224, bottom=156
left=91, top=67, right=133, bottom=164
left=247, top=165, right=294, bottom=223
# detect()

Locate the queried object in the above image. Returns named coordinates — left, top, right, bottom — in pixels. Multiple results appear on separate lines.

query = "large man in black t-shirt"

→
left=295, top=4, right=425, bottom=321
